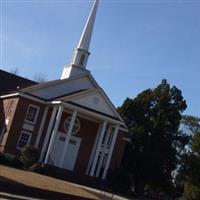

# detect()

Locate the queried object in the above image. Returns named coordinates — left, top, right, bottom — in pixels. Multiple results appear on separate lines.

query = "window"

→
left=25, top=105, right=39, bottom=124
left=64, top=117, right=80, bottom=135
left=102, top=125, right=109, bottom=145
left=79, top=54, right=85, bottom=66
left=107, top=127, right=115, bottom=147
left=101, top=126, right=114, bottom=147
left=17, top=131, right=31, bottom=149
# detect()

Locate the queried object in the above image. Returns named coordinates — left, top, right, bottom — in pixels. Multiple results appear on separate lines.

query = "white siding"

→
left=73, top=92, right=116, bottom=117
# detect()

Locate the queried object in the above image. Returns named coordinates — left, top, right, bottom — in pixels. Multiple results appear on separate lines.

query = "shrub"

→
left=0, top=153, right=23, bottom=169
left=29, top=163, right=45, bottom=174
left=107, top=167, right=132, bottom=194
left=0, top=152, right=4, bottom=162
left=20, top=146, right=39, bottom=168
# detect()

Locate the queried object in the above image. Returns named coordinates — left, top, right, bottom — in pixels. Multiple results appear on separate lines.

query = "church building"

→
left=0, top=0, right=128, bottom=181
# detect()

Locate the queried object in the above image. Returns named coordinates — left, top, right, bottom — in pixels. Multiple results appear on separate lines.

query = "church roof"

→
left=0, top=72, right=125, bottom=124
left=0, top=69, right=37, bottom=96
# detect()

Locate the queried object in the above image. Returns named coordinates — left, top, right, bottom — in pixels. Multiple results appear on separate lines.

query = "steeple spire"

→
left=61, top=0, right=99, bottom=79
left=77, top=0, right=99, bottom=51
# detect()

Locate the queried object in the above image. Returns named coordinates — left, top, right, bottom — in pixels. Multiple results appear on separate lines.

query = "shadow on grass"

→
left=0, top=176, right=95, bottom=200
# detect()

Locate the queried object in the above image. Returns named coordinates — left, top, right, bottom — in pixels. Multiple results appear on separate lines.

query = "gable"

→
left=62, top=89, right=121, bottom=119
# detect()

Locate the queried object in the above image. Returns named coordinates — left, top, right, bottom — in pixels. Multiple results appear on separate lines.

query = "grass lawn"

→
left=0, top=165, right=100, bottom=200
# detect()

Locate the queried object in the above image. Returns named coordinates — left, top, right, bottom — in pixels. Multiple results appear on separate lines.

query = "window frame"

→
left=79, top=54, right=85, bottom=66
left=16, top=130, right=32, bottom=150
left=63, top=116, right=81, bottom=135
left=24, top=104, right=40, bottom=125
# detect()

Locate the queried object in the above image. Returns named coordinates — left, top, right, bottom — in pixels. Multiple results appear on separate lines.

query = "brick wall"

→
left=0, top=97, right=19, bottom=153
left=2, top=97, right=45, bottom=155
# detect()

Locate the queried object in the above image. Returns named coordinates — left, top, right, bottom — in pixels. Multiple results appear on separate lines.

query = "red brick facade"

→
left=0, top=96, right=127, bottom=181
left=0, top=97, right=45, bottom=155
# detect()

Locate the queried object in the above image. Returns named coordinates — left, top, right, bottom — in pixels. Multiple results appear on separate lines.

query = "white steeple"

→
left=61, top=0, right=99, bottom=79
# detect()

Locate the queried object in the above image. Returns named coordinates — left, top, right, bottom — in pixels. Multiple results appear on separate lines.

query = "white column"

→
left=95, top=125, right=111, bottom=177
left=35, top=106, right=49, bottom=148
left=89, top=121, right=107, bottom=176
left=102, top=124, right=119, bottom=179
left=44, top=105, right=63, bottom=164
left=39, top=106, right=58, bottom=162
left=86, top=123, right=102, bottom=175
left=59, top=110, right=77, bottom=167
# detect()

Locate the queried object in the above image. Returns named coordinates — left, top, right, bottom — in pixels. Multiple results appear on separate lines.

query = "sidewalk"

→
left=0, top=192, right=45, bottom=200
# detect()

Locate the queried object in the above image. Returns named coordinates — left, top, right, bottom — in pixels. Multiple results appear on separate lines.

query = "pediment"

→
left=62, top=89, right=122, bottom=120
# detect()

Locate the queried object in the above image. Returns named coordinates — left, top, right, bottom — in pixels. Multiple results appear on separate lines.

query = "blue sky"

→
left=1, top=0, right=200, bottom=117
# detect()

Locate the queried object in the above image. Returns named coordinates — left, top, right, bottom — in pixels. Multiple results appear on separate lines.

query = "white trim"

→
left=76, top=112, right=99, bottom=123
left=60, top=87, right=124, bottom=123
left=95, top=125, right=112, bottom=177
left=0, top=92, right=45, bottom=104
left=87, top=73, right=100, bottom=89
left=59, top=110, right=77, bottom=167
left=39, top=106, right=58, bottom=162
left=44, top=105, right=63, bottom=164
left=16, top=130, right=32, bottom=150
left=20, top=93, right=45, bottom=103
left=62, top=108, right=99, bottom=123
left=119, top=127, right=129, bottom=133
left=1, top=92, right=127, bottom=130
left=63, top=116, right=80, bottom=135
left=59, top=101, right=126, bottom=126
left=102, top=125, right=119, bottom=179
left=98, top=88, right=124, bottom=122
left=0, top=93, right=19, bottom=99
left=24, top=104, right=40, bottom=125
left=35, top=106, right=49, bottom=148
left=57, top=88, right=97, bottom=101
left=89, top=121, right=107, bottom=176
left=51, top=101, right=61, bottom=104
left=22, top=123, right=34, bottom=131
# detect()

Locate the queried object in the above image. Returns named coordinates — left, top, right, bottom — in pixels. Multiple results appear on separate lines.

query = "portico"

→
left=38, top=101, right=122, bottom=179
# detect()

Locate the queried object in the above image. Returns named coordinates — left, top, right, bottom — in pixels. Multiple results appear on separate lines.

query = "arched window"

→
left=64, top=117, right=80, bottom=135
left=79, top=54, right=85, bottom=66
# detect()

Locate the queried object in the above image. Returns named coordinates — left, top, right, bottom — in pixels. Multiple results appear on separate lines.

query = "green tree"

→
left=176, top=116, right=200, bottom=200
left=118, top=79, right=187, bottom=195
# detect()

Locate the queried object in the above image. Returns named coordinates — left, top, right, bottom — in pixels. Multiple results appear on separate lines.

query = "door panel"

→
left=51, top=132, right=81, bottom=171
left=63, top=136, right=81, bottom=170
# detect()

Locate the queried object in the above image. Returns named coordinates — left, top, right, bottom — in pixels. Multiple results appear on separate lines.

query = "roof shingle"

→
left=0, top=69, right=38, bottom=96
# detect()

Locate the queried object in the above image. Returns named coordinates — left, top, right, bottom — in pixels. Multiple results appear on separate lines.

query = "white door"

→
left=51, top=133, right=81, bottom=171
left=51, top=132, right=64, bottom=165
left=63, top=136, right=82, bottom=171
